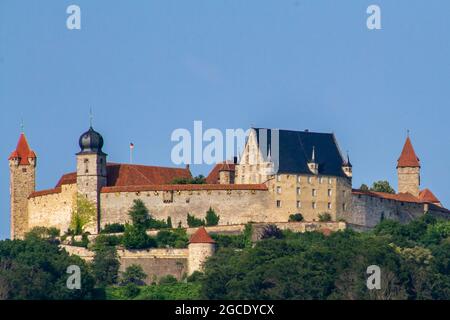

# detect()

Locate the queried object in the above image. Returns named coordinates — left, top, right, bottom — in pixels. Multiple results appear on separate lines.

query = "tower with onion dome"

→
left=76, top=126, right=108, bottom=233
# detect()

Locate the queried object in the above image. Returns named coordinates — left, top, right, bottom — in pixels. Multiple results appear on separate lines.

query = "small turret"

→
left=307, top=146, right=319, bottom=175
left=342, top=152, right=353, bottom=179
left=188, top=227, right=216, bottom=275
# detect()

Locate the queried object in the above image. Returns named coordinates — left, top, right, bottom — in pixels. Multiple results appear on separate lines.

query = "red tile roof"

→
left=352, top=189, right=421, bottom=203
left=206, top=161, right=236, bottom=184
left=54, top=163, right=192, bottom=188
left=397, top=137, right=420, bottom=168
left=9, top=133, right=37, bottom=165
left=189, top=227, right=215, bottom=244
left=419, top=189, right=441, bottom=204
left=101, top=183, right=268, bottom=193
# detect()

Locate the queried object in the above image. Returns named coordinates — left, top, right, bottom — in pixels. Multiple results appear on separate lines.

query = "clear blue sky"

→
left=1, top=1, right=449, bottom=239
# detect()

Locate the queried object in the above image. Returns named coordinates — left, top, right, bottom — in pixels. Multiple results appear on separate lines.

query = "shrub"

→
left=187, top=214, right=205, bottom=228
left=94, top=234, right=122, bottom=249
left=289, top=213, right=304, bottom=222
left=205, top=208, right=220, bottom=226
left=120, top=264, right=147, bottom=286
left=318, top=213, right=332, bottom=222
left=123, top=283, right=141, bottom=299
left=261, top=225, right=284, bottom=240
left=71, top=233, right=90, bottom=248
left=187, top=271, right=205, bottom=283
left=159, top=275, right=178, bottom=285
left=122, top=224, right=156, bottom=249
left=167, top=217, right=173, bottom=229
left=101, top=223, right=125, bottom=234
left=156, top=229, right=188, bottom=248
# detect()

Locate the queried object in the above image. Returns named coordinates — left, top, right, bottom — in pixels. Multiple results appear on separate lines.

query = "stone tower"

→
left=218, top=162, right=235, bottom=184
left=9, top=133, right=37, bottom=239
left=397, top=136, right=420, bottom=197
left=76, top=126, right=107, bottom=233
left=188, top=227, right=216, bottom=275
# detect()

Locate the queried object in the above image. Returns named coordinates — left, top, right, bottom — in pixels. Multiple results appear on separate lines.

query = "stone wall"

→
left=100, top=187, right=275, bottom=228
left=28, top=184, right=76, bottom=233
left=344, top=193, right=426, bottom=228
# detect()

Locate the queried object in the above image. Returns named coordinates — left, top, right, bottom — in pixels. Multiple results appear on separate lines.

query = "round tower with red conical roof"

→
left=188, top=227, right=216, bottom=275
left=9, top=132, right=37, bottom=239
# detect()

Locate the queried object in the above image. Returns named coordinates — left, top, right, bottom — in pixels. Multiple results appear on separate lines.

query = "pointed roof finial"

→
left=89, top=107, right=93, bottom=128
left=345, top=150, right=352, bottom=167
left=20, top=117, right=25, bottom=133
left=311, top=146, right=316, bottom=162
left=407, top=129, right=410, bottom=137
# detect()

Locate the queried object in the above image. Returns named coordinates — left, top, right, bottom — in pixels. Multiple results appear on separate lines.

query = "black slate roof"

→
left=254, top=128, right=347, bottom=178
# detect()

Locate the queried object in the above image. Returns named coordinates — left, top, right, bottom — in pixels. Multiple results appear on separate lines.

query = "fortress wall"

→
left=100, top=189, right=275, bottom=228
left=346, top=194, right=425, bottom=228
left=62, top=245, right=189, bottom=283
left=28, top=184, right=76, bottom=233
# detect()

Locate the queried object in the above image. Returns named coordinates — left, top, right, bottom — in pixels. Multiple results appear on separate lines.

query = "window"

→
left=342, top=203, right=346, bottom=211
left=276, top=200, right=282, bottom=208
left=312, top=189, right=317, bottom=197
left=319, top=177, right=324, bottom=184
left=276, top=175, right=281, bottom=182
left=297, top=187, right=301, bottom=195
left=312, top=202, right=317, bottom=209
left=308, top=176, right=313, bottom=184
left=328, top=189, right=332, bottom=197
left=328, top=202, right=332, bottom=209
left=297, top=176, right=301, bottom=183
left=84, top=159, right=89, bottom=174
left=276, top=186, right=282, bottom=194
left=22, top=168, right=27, bottom=173
left=297, top=201, right=301, bottom=208
left=328, top=178, right=333, bottom=184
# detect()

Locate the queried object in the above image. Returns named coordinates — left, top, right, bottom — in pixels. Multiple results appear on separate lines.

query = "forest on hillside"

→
left=0, top=214, right=449, bottom=300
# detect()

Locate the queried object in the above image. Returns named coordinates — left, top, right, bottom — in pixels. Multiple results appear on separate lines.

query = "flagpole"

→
left=130, top=143, right=134, bottom=164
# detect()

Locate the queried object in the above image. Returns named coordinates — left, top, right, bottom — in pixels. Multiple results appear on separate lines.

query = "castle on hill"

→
left=9, top=126, right=449, bottom=239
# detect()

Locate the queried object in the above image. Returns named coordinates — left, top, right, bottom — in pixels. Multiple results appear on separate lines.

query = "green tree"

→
left=205, top=208, right=220, bottom=226
left=370, top=180, right=396, bottom=194
left=0, top=234, right=95, bottom=299
left=360, top=184, right=369, bottom=191
left=122, top=224, right=156, bottom=249
left=91, top=241, right=120, bottom=287
left=128, top=199, right=150, bottom=228
left=120, top=264, right=147, bottom=286
left=171, top=175, right=206, bottom=185
left=70, top=195, right=96, bottom=235
left=187, top=214, right=205, bottom=228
